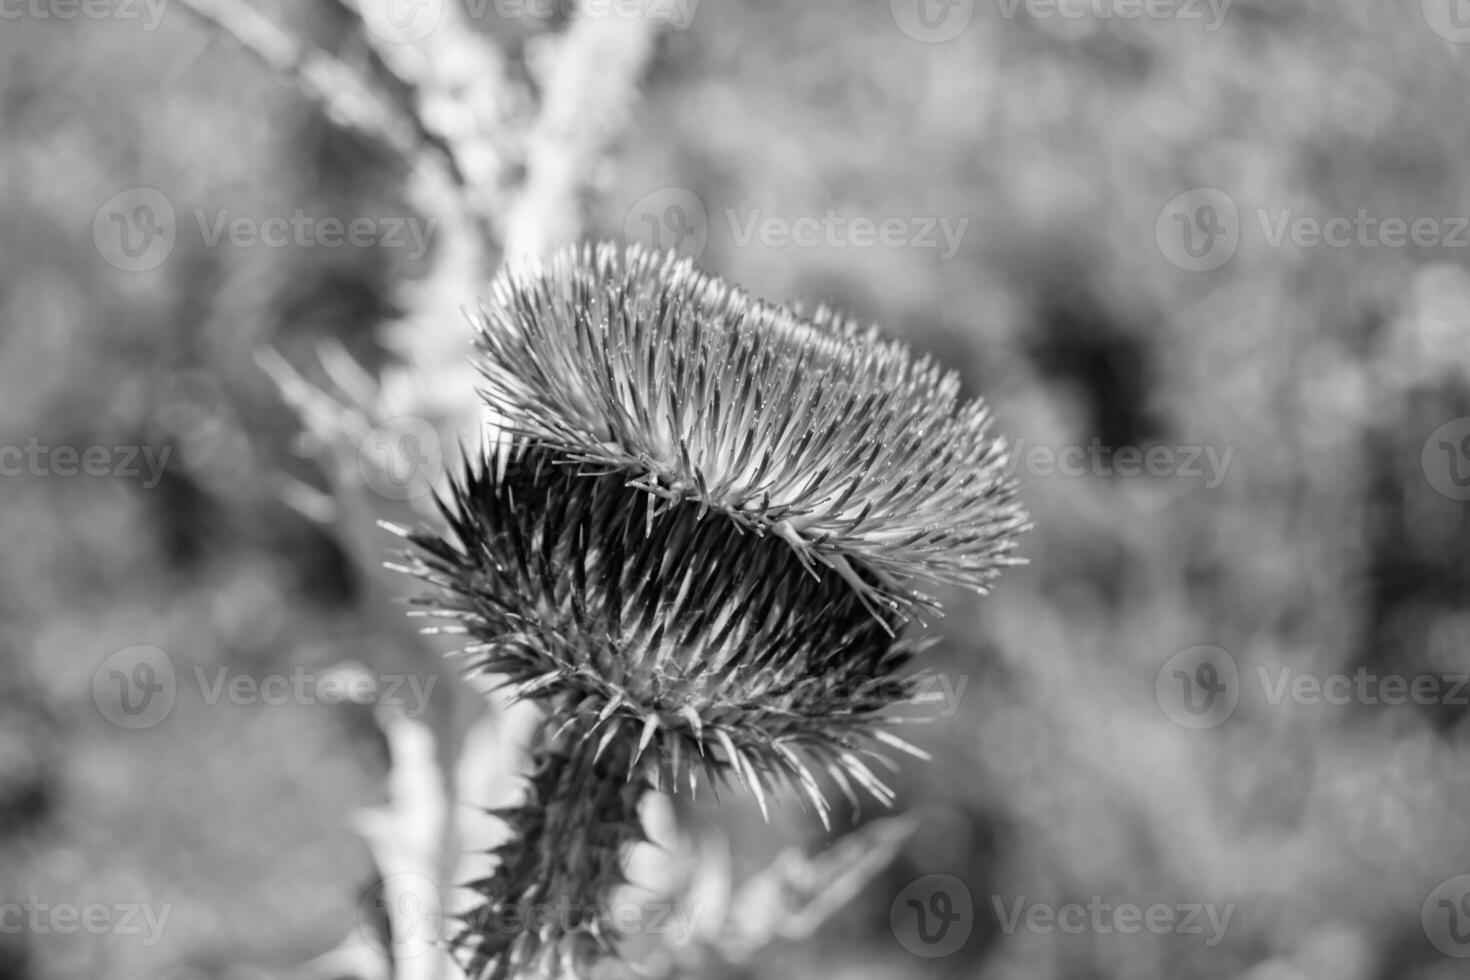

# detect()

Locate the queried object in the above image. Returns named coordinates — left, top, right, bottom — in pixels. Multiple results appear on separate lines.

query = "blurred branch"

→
left=502, top=6, right=661, bottom=258
left=639, top=814, right=920, bottom=978
left=717, top=815, right=919, bottom=962
left=173, top=0, right=463, bottom=188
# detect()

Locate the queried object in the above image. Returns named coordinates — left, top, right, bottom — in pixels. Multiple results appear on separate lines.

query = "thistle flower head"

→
left=406, top=439, right=921, bottom=817
left=470, top=243, right=1027, bottom=617
left=393, top=242, right=1028, bottom=978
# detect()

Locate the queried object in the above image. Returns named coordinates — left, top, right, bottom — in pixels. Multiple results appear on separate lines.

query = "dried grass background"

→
left=3, top=1, right=1470, bottom=979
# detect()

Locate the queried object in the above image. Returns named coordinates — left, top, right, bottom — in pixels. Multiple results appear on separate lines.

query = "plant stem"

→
left=460, top=713, right=651, bottom=979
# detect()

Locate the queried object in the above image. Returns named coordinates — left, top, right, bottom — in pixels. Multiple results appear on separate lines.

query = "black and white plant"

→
left=391, top=243, right=1029, bottom=979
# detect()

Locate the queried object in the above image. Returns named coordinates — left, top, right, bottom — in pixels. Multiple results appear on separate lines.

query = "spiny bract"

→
left=403, top=439, right=923, bottom=820
left=392, top=242, right=1028, bottom=979
left=470, top=242, right=1027, bottom=617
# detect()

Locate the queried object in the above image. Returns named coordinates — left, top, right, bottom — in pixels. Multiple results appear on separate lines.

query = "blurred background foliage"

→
left=4, top=0, right=1470, bottom=978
